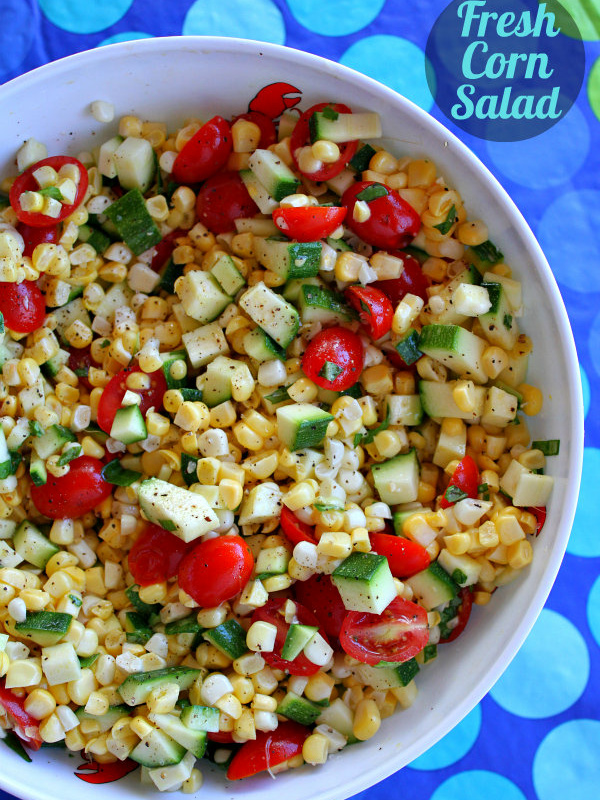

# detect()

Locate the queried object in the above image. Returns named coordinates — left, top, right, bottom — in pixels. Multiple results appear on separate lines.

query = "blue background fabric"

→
left=0, top=1, right=599, bottom=799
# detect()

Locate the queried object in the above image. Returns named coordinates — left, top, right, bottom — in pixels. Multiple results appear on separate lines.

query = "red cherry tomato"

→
left=0, top=680, right=42, bottom=750
left=302, top=326, right=363, bottom=391
left=195, top=171, right=258, bottom=235
left=0, top=281, right=45, bottom=333
left=290, top=103, right=358, bottom=181
left=342, top=181, right=421, bottom=250
left=149, top=228, right=185, bottom=272
left=528, top=506, right=547, bottom=536
left=128, top=524, right=195, bottom=586
left=96, top=365, right=167, bottom=435
left=340, top=596, right=429, bottom=665
left=439, top=455, right=479, bottom=508
left=252, top=599, right=327, bottom=675
left=10, top=156, right=89, bottom=227
left=369, top=532, right=430, bottom=579
left=293, top=573, right=347, bottom=640
left=30, top=456, right=112, bottom=519
left=279, top=505, right=317, bottom=546
left=344, top=285, right=393, bottom=340
left=272, top=206, right=346, bottom=242
left=232, top=111, right=277, bottom=149
left=372, top=253, right=430, bottom=305
left=16, top=221, right=60, bottom=258
left=171, top=116, right=232, bottom=185
left=226, top=721, right=309, bottom=781
left=178, top=536, right=254, bottom=608
left=440, top=587, right=473, bottom=643
left=207, top=730, right=235, bottom=744
left=67, top=346, right=97, bottom=392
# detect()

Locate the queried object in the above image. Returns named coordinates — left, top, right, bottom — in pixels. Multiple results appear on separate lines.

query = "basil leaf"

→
left=434, top=204, right=456, bottom=235
left=314, top=501, right=344, bottom=512
left=355, top=183, right=388, bottom=203
left=503, top=313, right=513, bottom=329
left=531, top=439, right=560, bottom=456
left=101, top=460, right=142, bottom=486
left=265, top=386, right=291, bottom=404
left=73, top=367, right=89, bottom=377
left=0, top=311, right=4, bottom=336
left=354, top=404, right=391, bottom=447
left=29, top=420, right=44, bottom=437
left=38, top=186, right=63, bottom=201
left=444, top=485, right=468, bottom=504
left=471, top=239, right=503, bottom=265
left=2, top=731, right=32, bottom=762
left=452, top=568, right=468, bottom=585
left=318, top=361, right=343, bottom=382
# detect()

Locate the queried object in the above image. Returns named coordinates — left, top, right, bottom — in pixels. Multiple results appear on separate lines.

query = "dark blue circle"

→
left=425, top=0, right=585, bottom=141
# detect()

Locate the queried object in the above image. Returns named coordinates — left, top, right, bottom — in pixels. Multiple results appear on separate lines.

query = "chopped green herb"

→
left=0, top=312, right=4, bottom=336
left=444, top=485, right=468, bottom=504
left=180, top=388, right=203, bottom=402
left=477, top=483, right=489, bottom=493
left=354, top=404, right=391, bottom=447
left=0, top=452, right=21, bottom=480
left=101, top=459, right=142, bottom=487
left=503, top=313, right=513, bottom=329
left=452, top=568, right=468, bottom=584
left=349, top=143, right=377, bottom=172
left=318, top=360, right=343, bottom=382
left=73, top=367, right=89, bottom=377
left=265, top=386, right=291, bottom=405
left=355, top=183, right=388, bottom=203
left=159, top=519, right=177, bottom=532
left=57, top=446, right=82, bottom=467
left=180, top=453, right=199, bottom=487
left=68, top=593, right=82, bottom=607
left=99, top=339, right=110, bottom=348
left=2, top=731, right=32, bottom=762
left=79, top=653, right=99, bottom=668
left=28, top=420, right=44, bottom=437
left=314, top=501, right=345, bottom=512
left=422, top=643, right=437, bottom=662
left=359, top=299, right=372, bottom=316
left=434, top=204, right=456, bottom=235
left=531, top=439, right=560, bottom=456
left=322, top=106, right=339, bottom=121
left=395, top=328, right=422, bottom=366
left=38, top=186, right=63, bottom=201
left=471, top=239, right=503, bottom=265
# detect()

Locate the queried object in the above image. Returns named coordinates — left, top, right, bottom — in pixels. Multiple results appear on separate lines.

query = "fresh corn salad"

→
left=0, top=96, right=556, bottom=790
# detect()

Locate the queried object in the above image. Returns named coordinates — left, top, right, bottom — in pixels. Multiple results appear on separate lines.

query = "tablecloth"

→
left=0, top=2, right=598, bottom=800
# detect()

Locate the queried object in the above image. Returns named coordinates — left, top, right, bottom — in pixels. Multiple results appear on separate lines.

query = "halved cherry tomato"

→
left=440, top=587, right=473, bottom=643
left=232, top=111, right=277, bottom=149
left=272, top=206, right=346, bottom=242
left=10, top=156, right=89, bottom=227
left=302, top=326, right=363, bottom=391
left=0, top=680, right=42, bottom=750
left=342, top=181, right=421, bottom=251
left=149, top=228, right=185, bottom=272
left=290, top=102, right=358, bottom=181
left=344, top=285, right=393, bottom=340
left=128, top=524, right=195, bottom=586
left=339, top=596, right=429, bottom=665
left=16, top=221, right=60, bottom=258
left=528, top=506, right=547, bottom=536
left=0, top=281, right=46, bottom=333
left=369, top=532, right=430, bottom=579
left=172, top=116, right=232, bottom=185
left=293, top=573, right=347, bottom=640
left=30, top=456, right=112, bottom=519
left=178, top=536, right=254, bottom=608
left=207, top=730, right=234, bottom=744
left=439, top=455, right=479, bottom=508
left=252, top=599, right=327, bottom=675
left=67, top=345, right=98, bottom=392
left=195, top=171, right=258, bottom=235
left=226, top=721, right=309, bottom=781
left=372, top=253, right=430, bottom=304
left=279, top=505, right=317, bottom=546
left=96, top=365, right=167, bottom=435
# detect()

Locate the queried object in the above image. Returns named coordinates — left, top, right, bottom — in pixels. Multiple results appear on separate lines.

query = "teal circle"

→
left=537, top=190, right=600, bottom=292
left=183, top=0, right=285, bottom=44
left=98, top=32, right=154, bottom=47
left=587, top=574, right=600, bottom=649
left=580, top=364, right=590, bottom=418
left=286, top=0, right=385, bottom=37
left=340, top=36, right=434, bottom=112
left=486, top=104, right=590, bottom=189
left=489, top=609, right=589, bottom=718
left=568, top=447, right=600, bottom=556
left=38, top=0, right=133, bottom=34
left=431, top=770, right=526, bottom=800
left=409, top=704, right=481, bottom=770
left=533, top=720, right=600, bottom=800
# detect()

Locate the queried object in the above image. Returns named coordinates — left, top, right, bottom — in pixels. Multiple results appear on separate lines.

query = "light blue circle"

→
left=409, top=704, right=481, bottom=770
left=533, top=720, right=600, bottom=800
left=537, top=190, right=600, bottom=292
left=286, top=0, right=385, bottom=37
left=38, top=0, right=134, bottom=34
left=568, top=447, right=600, bottom=556
left=98, top=32, right=154, bottom=47
left=587, top=574, right=600, bottom=649
left=183, top=0, right=285, bottom=44
left=340, top=36, right=434, bottom=112
left=580, top=364, right=590, bottom=418
left=588, top=309, right=600, bottom=379
left=486, top=104, right=590, bottom=189
left=490, top=609, right=589, bottom=718
left=431, top=770, right=526, bottom=800
left=0, top=0, right=35, bottom=76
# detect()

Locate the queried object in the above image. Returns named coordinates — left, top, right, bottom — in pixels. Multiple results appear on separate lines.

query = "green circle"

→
left=588, top=56, right=600, bottom=120
left=548, top=0, right=600, bottom=40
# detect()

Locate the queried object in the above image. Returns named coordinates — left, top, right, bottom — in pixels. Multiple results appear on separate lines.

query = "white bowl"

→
left=0, top=36, right=583, bottom=800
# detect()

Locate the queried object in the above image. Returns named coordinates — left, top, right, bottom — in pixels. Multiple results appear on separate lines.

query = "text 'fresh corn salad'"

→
left=0, top=96, right=556, bottom=790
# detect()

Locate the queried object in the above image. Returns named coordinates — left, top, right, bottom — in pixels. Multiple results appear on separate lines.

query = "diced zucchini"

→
left=480, top=386, right=519, bottom=428
left=33, top=422, right=77, bottom=460
left=75, top=704, right=130, bottom=733
left=243, top=327, right=286, bottom=363
left=0, top=540, right=23, bottom=569
left=13, top=521, right=59, bottom=569
left=276, top=403, right=333, bottom=451
left=255, top=237, right=322, bottom=281
left=239, top=281, right=299, bottom=349
left=395, top=328, right=423, bottom=366
left=277, top=691, right=323, bottom=726
left=180, top=705, right=219, bottom=733
left=239, top=168, right=279, bottom=214
left=130, top=728, right=186, bottom=768
left=247, top=149, right=299, bottom=201
left=151, top=713, right=207, bottom=758
left=512, top=472, right=554, bottom=507
left=387, top=395, right=423, bottom=426
left=237, top=482, right=282, bottom=526
left=421, top=265, right=481, bottom=326
left=41, top=642, right=82, bottom=686
left=124, top=611, right=153, bottom=644
left=104, top=189, right=162, bottom=255
left=94, top=281, right=135, bottom=322
left=52, top=298, right=91, bottom=343
left=281, top=623, right=318, bottom=661
left=118, top=666, right=202, bottom=707
left=332, top=552, right=396, bottom=614
left=419, top=324, right=488, bottom=384
left=371, top=449, right=420, bottom=505
left=175, top=271, right=232, bottom=324
left=437, top=550, right=482, bottom=587
left=15, top=611, right=72, bottom=646
left=97, top=135, right=124, bottom=179
left=161, top=349, right=188, bottom=390
left=210, top=253, right=246, bottom=295
left=316, top=698, right=358, bottom=744
left=419, top=380, right=486, bottom=422
left=405, top=562, right=459, bottom=611
left=137, top=478, right=219, bottom=542
left=255, top=545, right=290, bottom=580
left=110, top=403, right=148, bottom=444
left=479, top=281, right=519, bottom=350
left=182, top=322, right=230, bottom=368
left=114, top=136, right=156, bottom=193
left=433, top=419, right=466, bottom=469
left=202, top=619, right=247, bottom=660
left=298, top=284, right=355, bottom=326
left=309, top=111, right=382, bottom=143
left=356, top=659, right=419, bottom=690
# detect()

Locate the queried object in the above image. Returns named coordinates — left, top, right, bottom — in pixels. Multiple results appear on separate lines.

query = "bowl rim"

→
left=0, top=34, right=585, bottom=800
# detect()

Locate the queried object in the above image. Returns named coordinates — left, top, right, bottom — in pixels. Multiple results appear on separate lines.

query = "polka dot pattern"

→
left=0, top=5, right=598, bottom=800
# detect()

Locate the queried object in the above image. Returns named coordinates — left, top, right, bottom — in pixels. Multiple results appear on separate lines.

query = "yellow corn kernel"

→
left=219, top=479, right=244, bottom=511
left=146, top=682, right=180, bottom=714
left=174, top=401, right=210, bottom=433
left=507, top=539, right=533, bottom=569
left=360, top=364, right=393, bottom=396
left=64, top=319, right=93, bottom=348
left=261, top=574, right=293, bottom=593
left=20, top=588, right=50, bottom=612
left=24, top=688, right=56, bottom=720
left=444, top=533, right=472, bottom=556
left=518, top=384, right=543, bottom=416
left=231, top=118, right=262, bottom=153
left=457, top=219, right=489, bottom=246
left=284, top=481, right=316, bottom=512
left=373, top=429, right=403, bottom=459
left=407, top=159, right=436, bottom=187
left=353, top=698, right=381, bottom=741
left=317, top=531, right=352, bottom=559
left=334, top=251, right=366, bottom=282
left=302, top=732, right=329, bottom=765
left=351, top=527, right=371, bottom=553
left=138, top=583, right=168, bottom=604
left=163, top=389, right=184, bottom=414
left=496, top=514, right=526, bottom=546
left=233, top=421, right=264, bottom=451
left=39, top=712, right=65, bottom=744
